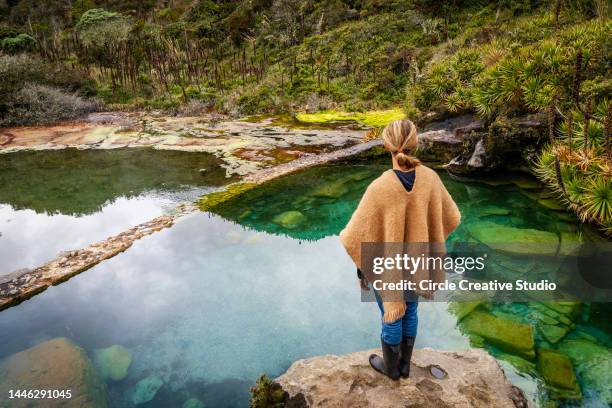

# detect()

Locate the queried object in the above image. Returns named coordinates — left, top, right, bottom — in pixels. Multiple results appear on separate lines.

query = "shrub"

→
left=1, top=83, right=100, bottom=126
left=1, top=33, right=36, bottom=54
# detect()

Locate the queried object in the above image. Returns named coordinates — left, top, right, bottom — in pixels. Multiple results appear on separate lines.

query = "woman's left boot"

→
left=399, top=336, right=415, bottom=378
left=369, top=339, right=401, bottom=380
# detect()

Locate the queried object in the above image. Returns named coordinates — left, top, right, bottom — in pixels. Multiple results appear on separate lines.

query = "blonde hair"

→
left=381, top=119, right=421, bottom=170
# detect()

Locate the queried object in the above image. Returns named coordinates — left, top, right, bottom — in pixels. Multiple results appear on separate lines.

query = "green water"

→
left=210, top=160, right=611, bottom=407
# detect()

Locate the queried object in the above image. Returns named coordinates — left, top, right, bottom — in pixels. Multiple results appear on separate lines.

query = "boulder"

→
left=272, top=211, right=307, bottom=229
left=444, top=115, right=546, bottom=175
left=93, top=345, right=132, bottom=381
left=417, top=129, right=464, bottom=162
left=460, top=310, right=535, bottom=359
left=276, top=348, right=528, bottom=408
left=0, top=337, right=107, bottom=407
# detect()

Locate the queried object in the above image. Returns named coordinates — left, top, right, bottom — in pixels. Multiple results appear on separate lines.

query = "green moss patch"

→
left=296, top=108, right=405, bottom=127
left=198, top=183, right=257, bottom=212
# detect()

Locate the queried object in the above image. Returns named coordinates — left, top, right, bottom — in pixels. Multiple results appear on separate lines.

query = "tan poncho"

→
left=340, top=165, right=461, bottom=322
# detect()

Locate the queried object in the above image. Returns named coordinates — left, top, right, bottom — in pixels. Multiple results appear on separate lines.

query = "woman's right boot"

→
left=369, top=339, right=401, bottom=380
left=399, top=336, right=415, bottom=378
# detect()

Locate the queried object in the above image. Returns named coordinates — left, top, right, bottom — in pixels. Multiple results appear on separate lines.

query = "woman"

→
left=340, top=119, right=461, bottom=380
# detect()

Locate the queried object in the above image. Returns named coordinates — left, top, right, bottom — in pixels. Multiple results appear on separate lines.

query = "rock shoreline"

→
left=276, top=347, right=529, bottom=408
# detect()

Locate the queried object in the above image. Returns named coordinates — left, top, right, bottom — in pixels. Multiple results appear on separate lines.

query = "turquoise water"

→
left=0, top=148, right=230, bottom=274
left=0, top=159, right=610, bottom=407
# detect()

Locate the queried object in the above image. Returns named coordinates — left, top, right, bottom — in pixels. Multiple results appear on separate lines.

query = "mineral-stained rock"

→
left=558, top=339, right=612, bottom=404
left=276, top=347, right=528, bottom=408
left=272, top=210, right=307, bottom=229
left=0, top=337, right=107, bottom=407
left=537, top=348, right=581, bottom=400
left=132, top=376, right=163, bottom=405
left=93, top=344, right=133, bottom=381
left=460, top=310, right=535, bottom=359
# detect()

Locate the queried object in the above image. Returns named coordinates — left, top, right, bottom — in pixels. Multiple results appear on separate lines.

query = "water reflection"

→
left=0, top=213, right=469, bottom=408
left=0, top=148, right=231, bottom=274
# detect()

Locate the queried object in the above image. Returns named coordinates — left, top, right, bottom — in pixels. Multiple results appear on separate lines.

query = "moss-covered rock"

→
left=198, top=183, right=256, bottom=212
left=93, top=345, right=132, bottom=382
left=272, top=211, right=307, bottom=229
left=460, top=310, right=535, bottom=359
left=537, top=348, right=581, bottom=400
left=466, top=221, right=558, bottom=255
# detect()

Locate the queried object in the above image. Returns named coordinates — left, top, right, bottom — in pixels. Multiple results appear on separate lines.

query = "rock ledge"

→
left=277, top=348, right=528, bottom=408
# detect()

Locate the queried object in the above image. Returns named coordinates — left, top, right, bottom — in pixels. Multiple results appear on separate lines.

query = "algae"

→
left=537, top=348, right=582, bottom=400
left=296, top=108, right=405, bottom=127
left=460, top=310, right=535, bottom=359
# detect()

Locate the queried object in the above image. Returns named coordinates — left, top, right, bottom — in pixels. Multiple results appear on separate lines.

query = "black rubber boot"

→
left=399, top=336, right=415, bottom=378
left=369, top=339, right=401, bottom=380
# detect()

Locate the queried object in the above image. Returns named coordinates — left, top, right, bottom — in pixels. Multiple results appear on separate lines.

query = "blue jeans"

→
left=374, top=291, right=418, bottom=346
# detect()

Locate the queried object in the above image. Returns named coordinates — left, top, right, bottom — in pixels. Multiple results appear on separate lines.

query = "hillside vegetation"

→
left=0, top=0, right=610, bottom=233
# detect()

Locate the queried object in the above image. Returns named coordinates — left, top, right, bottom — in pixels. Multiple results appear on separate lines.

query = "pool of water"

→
left=0, top=160, right=610, bottom=407
left=0, top=148, right=230, bottom=274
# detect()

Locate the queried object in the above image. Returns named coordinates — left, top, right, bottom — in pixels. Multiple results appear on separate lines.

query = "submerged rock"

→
left=183, top=397, right=206, bottom=408
left=538, top=324, right=570, bottom=344
left=272, top=210, right=307, bottom=229
left=132, top=376, right=163, bottom=405
left=558, top=339, right=612, bottom=404
left=309, top=179, right=350, bottom=198
left=0, top=337, right=107, bottom=407
left=537, top=348, right=581, bottom=400
left=481, top=205, right=512, bottom=216
left=460, top=310, right=535, bottom=359
left=93, top=344, right=133, bottom=381
left=276, top=347, right=528, bottom=407
left=466, top=221, right=558, bottom=256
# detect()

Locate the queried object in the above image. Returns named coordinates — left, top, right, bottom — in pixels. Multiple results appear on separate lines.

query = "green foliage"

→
left=75, top=8, right=131, bottom=47
left=410, top=18, right=610, bottom=119
left=534, top=104, right=611, bottom=235
left=249, top=375, right=287, bottom=408
left=1, top=33, right=36, bottom=53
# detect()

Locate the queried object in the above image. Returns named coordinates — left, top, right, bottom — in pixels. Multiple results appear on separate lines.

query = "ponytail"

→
left=381, top=119, right=420, bottom=170
left=395, top=151, right=421, bottom=169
